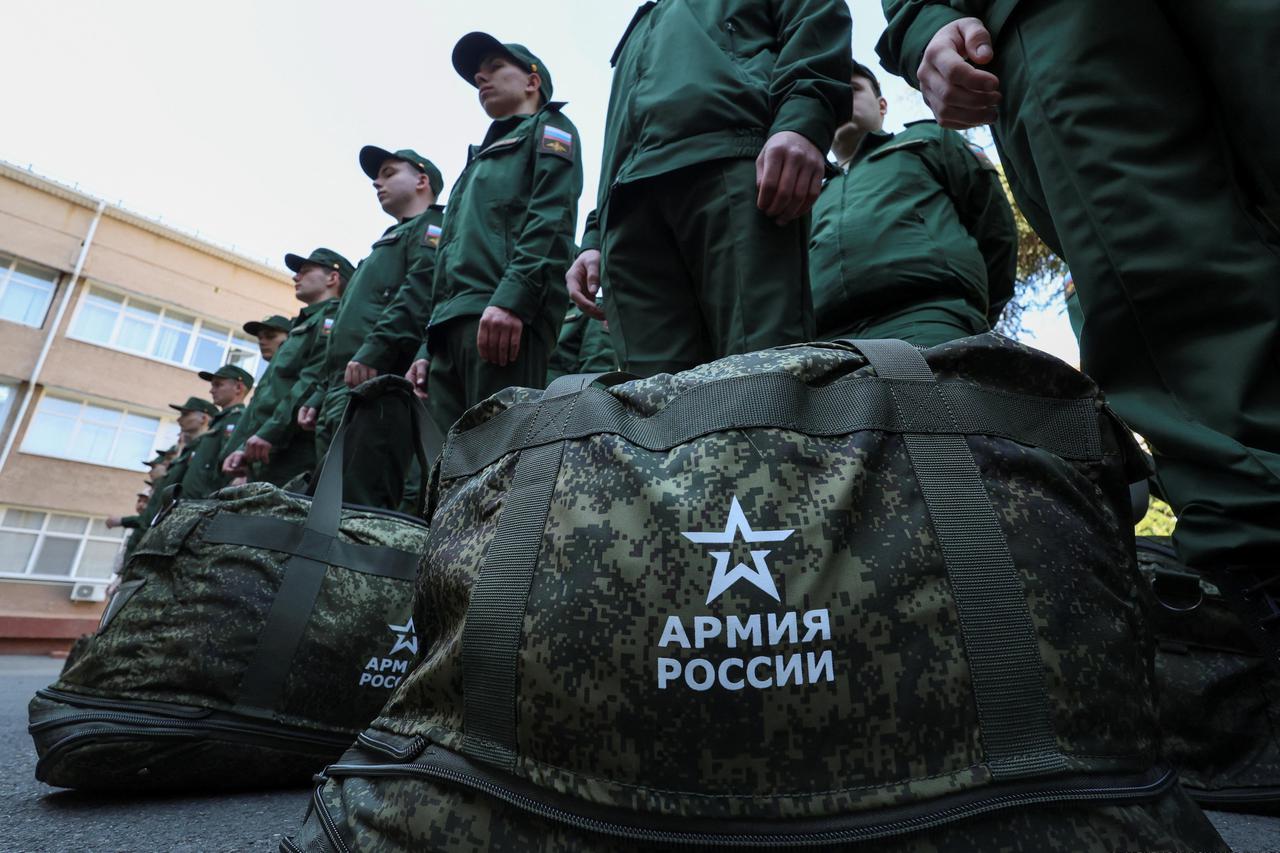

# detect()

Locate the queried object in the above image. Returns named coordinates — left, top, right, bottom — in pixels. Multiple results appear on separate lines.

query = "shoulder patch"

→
left=966, top=142, right=999, bottom=173
left=423, top=224, right=442, bottom=247
left=322, top=317, right=334, bottom=335
left=538, top=125, right=575, bottom=161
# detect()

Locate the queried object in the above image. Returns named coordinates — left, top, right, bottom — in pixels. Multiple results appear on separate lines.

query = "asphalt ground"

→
left=3, top=655, right=1278, bottom=852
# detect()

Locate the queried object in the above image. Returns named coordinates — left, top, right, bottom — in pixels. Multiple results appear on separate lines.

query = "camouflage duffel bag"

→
left=285, top=336, right=1225, bottom=851
left=29, top=377, right=441, bottom=792
left=1139, top=535, right=1280, bottom=812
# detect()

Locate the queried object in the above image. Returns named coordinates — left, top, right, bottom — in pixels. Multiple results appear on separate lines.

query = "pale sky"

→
left=1, top=0, right=1076, bottom=363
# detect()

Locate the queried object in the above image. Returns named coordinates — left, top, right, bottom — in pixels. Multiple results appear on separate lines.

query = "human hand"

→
left=566, top=250, right=605, bottom=319
left=917, top=17, right=1001, bottom=129
left=222, top=450, right=247, bottom=475
left=755, top=130, right=825, bottom=224
left=477, top=306, right=523, bottom=366
left=345, top=360, right=378, bottom=389
left=105, top=516, right=123, bottom=529
left=229, top=476, right=248, bottom=486
left=297, top=406, right=318, bottom=431
left=405, top=359, right=430, bottom=400
left=243, top=435, right=273, bottom=463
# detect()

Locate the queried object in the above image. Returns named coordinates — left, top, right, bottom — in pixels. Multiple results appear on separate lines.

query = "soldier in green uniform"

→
left=564, top=0, right=852, bottom=377
left=546, top=303, right=618, bottom=384
left=406, top=33, right=581, bottom=433
left=877, top=0, right=1280, bottom=655
left=298, top=149, right=444, bottom=509
left=809, top=61, right=1016, bottom=346
left=178, top=364, right=252, bottom=500
left=219, top=314, right=291, bottom=485
left=120, top=396, right=216, bottom=555
left=222, top=249, right=352, bottom=487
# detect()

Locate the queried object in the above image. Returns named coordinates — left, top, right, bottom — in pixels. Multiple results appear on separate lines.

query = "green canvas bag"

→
left=285, top=336, right=1225, bottom=851
left=28, top=377, right=441, bottom=792
left=1138, top=535, right=1280, bottom=811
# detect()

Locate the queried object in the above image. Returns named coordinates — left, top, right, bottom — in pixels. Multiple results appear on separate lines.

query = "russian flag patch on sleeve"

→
left=322, top=317, right=334, bottom=335
left=538, top=125, right=575, bottom=161
left=423, top=224, right=442, bottom=247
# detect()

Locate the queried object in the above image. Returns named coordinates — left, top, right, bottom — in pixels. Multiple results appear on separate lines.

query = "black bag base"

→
left=29, top=688, right=353, bottom=792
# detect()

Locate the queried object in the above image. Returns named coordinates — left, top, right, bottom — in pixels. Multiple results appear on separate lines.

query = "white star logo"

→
left=388, top=618, right=418, bottom=656
left=681, top=496, right=794, bottom=604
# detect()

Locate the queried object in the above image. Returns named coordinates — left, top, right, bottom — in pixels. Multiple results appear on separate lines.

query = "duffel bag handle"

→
left=833, top=338, right=1069, bottom=780
left=543, top=370, right=637, bottom=398
left=308, top=375, right=444, bottom=529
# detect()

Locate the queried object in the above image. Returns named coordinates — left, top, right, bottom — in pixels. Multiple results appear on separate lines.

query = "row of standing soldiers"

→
left=113, top=3, right=1278, bottom=666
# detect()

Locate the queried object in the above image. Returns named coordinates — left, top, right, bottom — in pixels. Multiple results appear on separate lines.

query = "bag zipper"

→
left=322, top=742, right=1176, bottom=848
left=313, top=784, right=354, bottom=853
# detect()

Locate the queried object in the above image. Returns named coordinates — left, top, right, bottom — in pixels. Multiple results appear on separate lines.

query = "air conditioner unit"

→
left=70, top=582, right=107, bottom=603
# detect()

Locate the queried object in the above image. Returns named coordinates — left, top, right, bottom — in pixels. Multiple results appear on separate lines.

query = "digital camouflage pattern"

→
left=29, top=480, right=427, bottom=790
left=289, top=771, right=1226, bottom=852
left=1138, top=536, right=1280, bottom=806
left=285, top=334, right=1223, bottom=849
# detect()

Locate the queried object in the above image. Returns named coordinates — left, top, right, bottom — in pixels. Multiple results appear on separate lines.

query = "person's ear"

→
left=527, top=71, right=541, bottom=97
left=878, top=97, right=887, bottom=117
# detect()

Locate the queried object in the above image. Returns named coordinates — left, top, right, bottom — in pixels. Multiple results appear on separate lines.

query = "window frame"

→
left=19, top=390, right=176, bottom=472
left=0, top=252, right=61, bottom=329
left=0, top=504, right=126, bottom=584
left=66, top=282, right=262, bottom=376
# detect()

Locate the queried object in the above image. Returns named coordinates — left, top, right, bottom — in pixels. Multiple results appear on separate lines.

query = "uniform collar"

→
left=847, top=129, right=895, bottom=168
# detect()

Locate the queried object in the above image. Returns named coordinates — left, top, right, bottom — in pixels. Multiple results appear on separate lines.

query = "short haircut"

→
left=852, top=60, right=882, bottom=97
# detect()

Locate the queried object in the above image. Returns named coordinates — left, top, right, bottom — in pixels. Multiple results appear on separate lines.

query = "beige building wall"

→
left=0, top=161, right=298, bottom=651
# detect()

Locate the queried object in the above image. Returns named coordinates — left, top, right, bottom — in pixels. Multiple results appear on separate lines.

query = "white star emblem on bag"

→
left=681, top=496, right=794, bottom=605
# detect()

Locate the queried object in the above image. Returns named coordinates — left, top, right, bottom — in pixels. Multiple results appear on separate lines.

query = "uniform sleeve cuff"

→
left=490, top=275, right=541, bottom=324
left=769, top=95, right=837, bottom=156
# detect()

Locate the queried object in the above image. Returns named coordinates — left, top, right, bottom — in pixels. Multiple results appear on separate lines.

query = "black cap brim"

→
left=283, top=253, right=307, bottom=273
left=359, top=145, right=397, bottom=180
left=452, top=32, right=515, bottom=87
left=243, top=321, right=267, bottom=336
left=197, top=371, right=217, bottom=382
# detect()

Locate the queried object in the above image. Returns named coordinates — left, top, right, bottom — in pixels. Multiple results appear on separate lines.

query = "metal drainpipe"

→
left=0, top=199, right=107, bottom=473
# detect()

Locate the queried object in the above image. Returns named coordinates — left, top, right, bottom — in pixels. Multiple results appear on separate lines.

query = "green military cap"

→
left=283, top=247, right=356, bottom=282
left=242, top=314, right=291, bottom=336
left=168, top=396, right=219, bottom=416
left=452, top=32, right=553, bottom=106
left=197, top=364, right=255, bottom=390
left=359, top=146, right=444, bottom=196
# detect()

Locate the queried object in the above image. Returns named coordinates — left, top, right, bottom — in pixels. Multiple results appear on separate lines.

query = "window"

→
left=68, top=284, right=262, bottom=376
left=0, top=383, right=16, bottom=433
left=21, top=393, right=173, bottom=471
left=0, top=506, right=125, bottom=582
left=0, top=253, right=60, bottom=328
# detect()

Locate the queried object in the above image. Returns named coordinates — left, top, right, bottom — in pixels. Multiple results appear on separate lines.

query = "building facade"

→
left=0, top=161, right=297, bottom=652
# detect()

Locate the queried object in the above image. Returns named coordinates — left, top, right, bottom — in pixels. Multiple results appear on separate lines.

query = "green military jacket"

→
left=306, top=208, right=443, bottom=407
left=808, top=121, right=1017, bottom=337
left=877, top=0, right=1020, bottom=89
left=426, top=102, right=582, bottom=350
left=128, top=440, right=197, bottom=552
left=178, top=403, right=244, bottom=499
left=252, top=299, right=339, bottom=447
left=581, top=0, right=852, bottom=250
left=546, top=305, right=619, bottom=384
left=224, top=359, right=289, bottom=460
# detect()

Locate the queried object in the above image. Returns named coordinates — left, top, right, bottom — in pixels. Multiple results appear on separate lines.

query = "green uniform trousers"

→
left=601, top=158, right=814, bottom=377
left=312, top=376, right=413, bottom=510
left=823, top=299, right=986, bottom=348
left=252, top=437, right=314, bottom=488
left=989, top=0, right=1280, bottom=568
left=426, top=315, right=550, bottom=436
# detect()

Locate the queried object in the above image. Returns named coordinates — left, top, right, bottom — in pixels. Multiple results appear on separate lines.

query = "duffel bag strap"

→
left=236, top=377, right=439, bottom=716
left=544, top=370, right=638, bottom=398
left=844, top=338, right=1068, bottom=780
